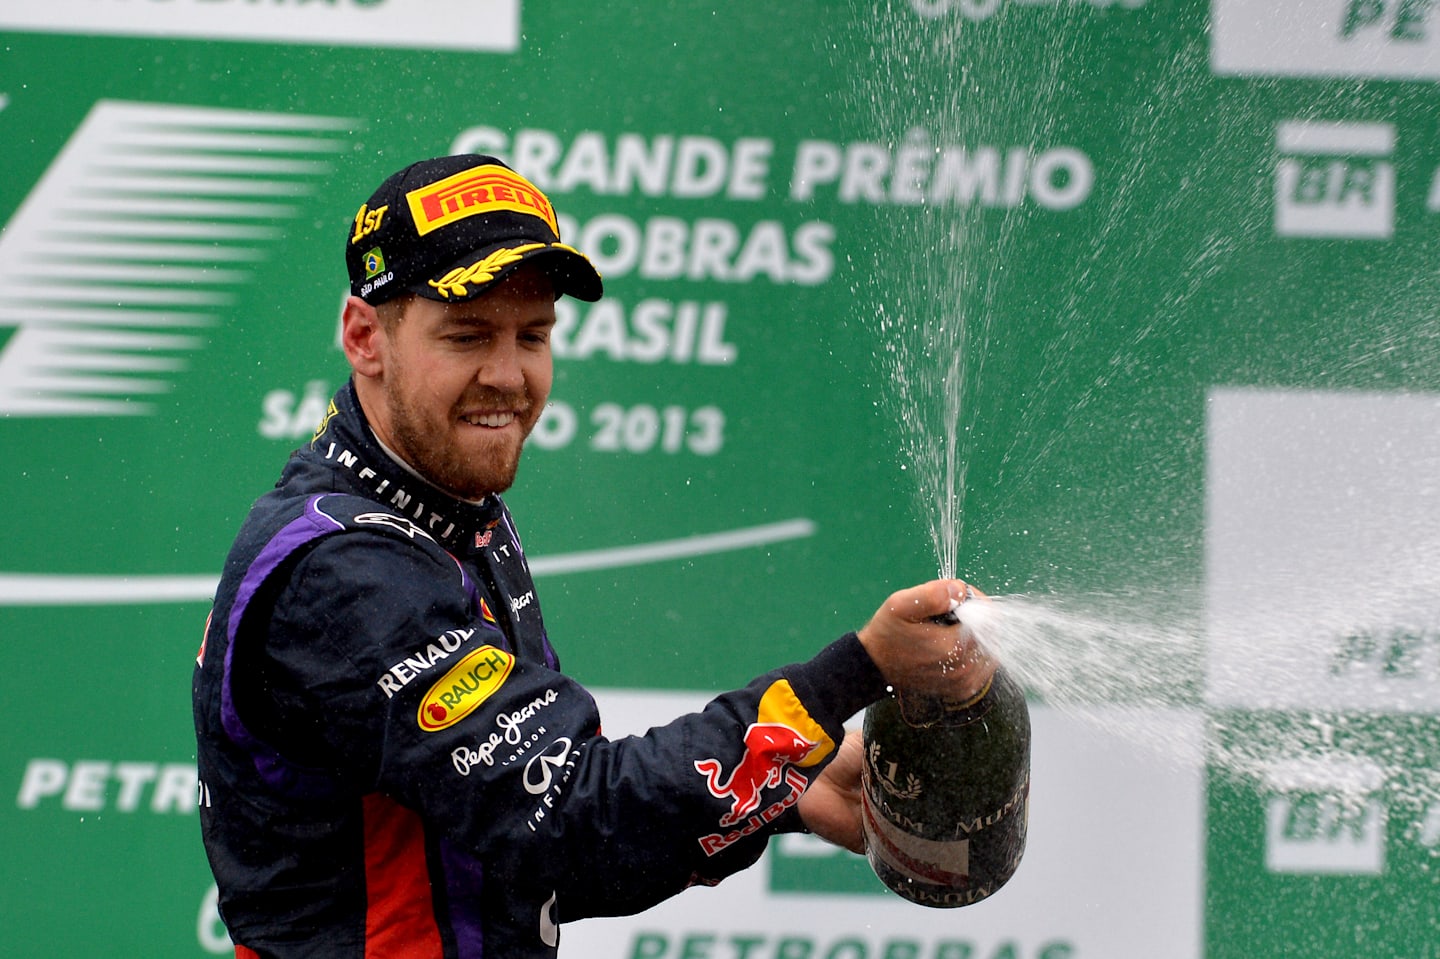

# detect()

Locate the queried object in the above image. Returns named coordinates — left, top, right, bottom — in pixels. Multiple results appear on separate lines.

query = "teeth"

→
left=464, top=412, right=516, bottom=428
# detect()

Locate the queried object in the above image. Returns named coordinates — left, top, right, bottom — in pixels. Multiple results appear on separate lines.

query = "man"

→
left=193, top=154, right=995, bottom=958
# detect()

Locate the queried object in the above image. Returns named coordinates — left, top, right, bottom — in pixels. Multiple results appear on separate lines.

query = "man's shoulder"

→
left=310, top=494, right=460, bottom=549
left=222, top=489, right=461, bottom=601
left=241, top=488, right=453, bottom=545
left=246, top=493, right=478, bottom=643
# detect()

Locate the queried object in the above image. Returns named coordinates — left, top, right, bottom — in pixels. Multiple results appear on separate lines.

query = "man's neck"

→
left=368, top=432, right=489, bottom=507
left=352, top=381, right=489, bottom=506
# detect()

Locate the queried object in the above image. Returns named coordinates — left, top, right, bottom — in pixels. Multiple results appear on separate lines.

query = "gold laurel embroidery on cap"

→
left=428, top=243, right=548, bottom=299
left=551, top=241, right=602, bottom=279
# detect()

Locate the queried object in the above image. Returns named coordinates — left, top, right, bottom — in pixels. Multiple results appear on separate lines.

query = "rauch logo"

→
left=417, top=645, right=516, bottom=732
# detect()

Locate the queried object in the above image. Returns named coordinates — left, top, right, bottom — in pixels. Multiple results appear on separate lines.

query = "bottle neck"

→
left=895, top=671, right=1000, bottom=728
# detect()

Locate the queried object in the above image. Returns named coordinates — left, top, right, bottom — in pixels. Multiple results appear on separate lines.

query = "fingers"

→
left=831, top=728, right=864, bottom=784
left=858, top=578, right=996, bottom=698
left=797, top=730, right=866, bottom=853
left=885, top=578, right=974, bottom=624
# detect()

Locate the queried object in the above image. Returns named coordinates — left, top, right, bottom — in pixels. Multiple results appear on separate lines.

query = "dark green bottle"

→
left=861, top=664, right=1031, bottom=908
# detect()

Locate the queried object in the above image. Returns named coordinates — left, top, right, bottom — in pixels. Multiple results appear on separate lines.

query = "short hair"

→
left=375, top=292, right=415, bottom=330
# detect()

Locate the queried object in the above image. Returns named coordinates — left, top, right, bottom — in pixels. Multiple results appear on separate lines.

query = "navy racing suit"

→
left=193, top=380, right=889, bottom=958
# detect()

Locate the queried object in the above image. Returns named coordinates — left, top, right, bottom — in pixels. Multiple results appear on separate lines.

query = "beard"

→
left=386, top=384, right=536, bottom=501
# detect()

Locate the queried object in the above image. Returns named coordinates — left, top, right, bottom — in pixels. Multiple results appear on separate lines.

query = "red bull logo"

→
left=691, top=679, right=835, bottom=855
left=695, top=722, right=820, bottom=827
left=697, top=765, right=809, bottom=857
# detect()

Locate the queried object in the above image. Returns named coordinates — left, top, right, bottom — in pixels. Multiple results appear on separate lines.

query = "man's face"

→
left=372, top=264, right=556, bottom=500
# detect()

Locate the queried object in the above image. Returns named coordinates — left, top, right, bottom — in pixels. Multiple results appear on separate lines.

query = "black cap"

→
left=345, top=154, right=603, bottom=305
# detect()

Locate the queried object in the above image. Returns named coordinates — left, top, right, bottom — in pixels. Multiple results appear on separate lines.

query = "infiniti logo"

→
left=523, top=737, right=573, bottom=795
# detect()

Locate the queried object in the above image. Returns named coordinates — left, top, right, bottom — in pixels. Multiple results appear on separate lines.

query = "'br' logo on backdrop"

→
left=1262, top=757, right=1387, bottom=876
left=1274, top=120, right=1395, bottom=240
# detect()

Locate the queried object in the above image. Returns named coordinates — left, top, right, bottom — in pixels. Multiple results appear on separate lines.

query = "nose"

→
left=477, top=335, right=525, bottom=392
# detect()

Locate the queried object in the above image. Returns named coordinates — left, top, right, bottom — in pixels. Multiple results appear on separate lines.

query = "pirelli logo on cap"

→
left=406, top=165, right=558, bottom=237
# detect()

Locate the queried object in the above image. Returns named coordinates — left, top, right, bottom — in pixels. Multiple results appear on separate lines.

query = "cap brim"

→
left=410, top=241, right=603, bottom=303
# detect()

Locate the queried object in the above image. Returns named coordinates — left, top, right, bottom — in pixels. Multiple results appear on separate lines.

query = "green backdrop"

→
left=3, top=1, right=1438, bottom=955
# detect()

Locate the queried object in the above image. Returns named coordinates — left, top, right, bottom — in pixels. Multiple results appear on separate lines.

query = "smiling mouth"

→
left=461, top=411, right=520, bottom=428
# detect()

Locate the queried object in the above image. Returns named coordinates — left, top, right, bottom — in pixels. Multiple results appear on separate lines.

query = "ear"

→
left=341, top=296, right=386, bottom=378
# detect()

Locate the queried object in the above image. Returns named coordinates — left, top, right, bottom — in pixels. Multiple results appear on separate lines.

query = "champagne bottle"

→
left=860, top=615, right=1031, bottom=908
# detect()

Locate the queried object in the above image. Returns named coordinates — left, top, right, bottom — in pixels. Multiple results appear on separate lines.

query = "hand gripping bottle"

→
left=860, top=596, right=1031, bottom=908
